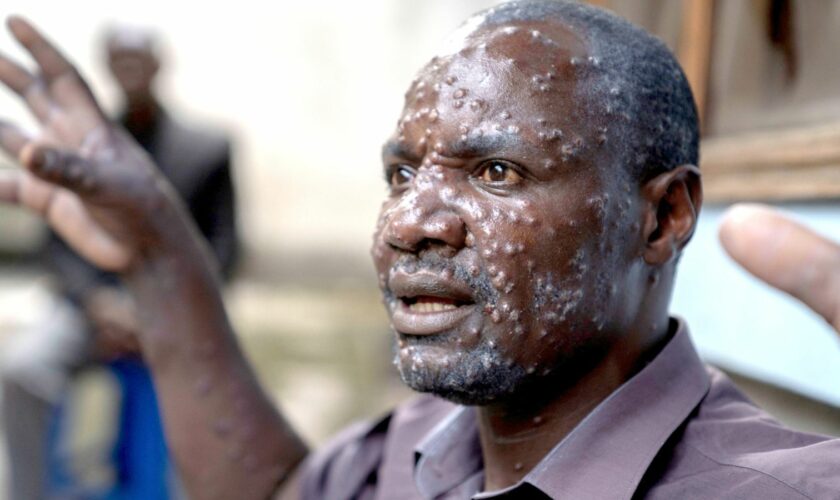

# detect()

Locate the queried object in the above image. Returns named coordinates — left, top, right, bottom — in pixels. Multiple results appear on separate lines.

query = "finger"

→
left=19, top=142, right=98, bottom=196
left=7, top=16, right=74, bottom=82
left=5, top=152, right=131, bottom=271
left=0, top=54, right=52, bottom=121
left=0, top=120, right=31, bottom=158
left=6, top=17, right=98, bottom=113
left=719, top=203, right=840, bottom=332
left=48, top=191, right=133, bottom=271
left=0, top=52, right=32, bottom=92
left=16, top=168, right=56, bottom=216
left=0, top=168, right=21, bottom=204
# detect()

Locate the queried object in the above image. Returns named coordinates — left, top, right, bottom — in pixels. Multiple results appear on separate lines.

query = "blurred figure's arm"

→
left=191, top=143, right=239, bottom=281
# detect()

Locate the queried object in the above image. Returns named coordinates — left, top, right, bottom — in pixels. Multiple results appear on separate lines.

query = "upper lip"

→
left=388, top=268, right=475, bottom=305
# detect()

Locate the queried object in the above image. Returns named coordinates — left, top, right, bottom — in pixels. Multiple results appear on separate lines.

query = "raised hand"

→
left=0, top=17, right=307, bottom=499
left=0, top=16, right=186, bottom=272
left=719, top=203, right=840, bottom=334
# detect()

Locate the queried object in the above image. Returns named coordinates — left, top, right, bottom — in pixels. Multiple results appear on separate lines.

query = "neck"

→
left=477, top=275, right=674, bottom=492
left=123, top=95, right=159, bottom=133
left=475, top=347, right=628, bottom=491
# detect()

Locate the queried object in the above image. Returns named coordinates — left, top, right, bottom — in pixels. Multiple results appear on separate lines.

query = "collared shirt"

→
left=300, top=319, right=840, bottom=499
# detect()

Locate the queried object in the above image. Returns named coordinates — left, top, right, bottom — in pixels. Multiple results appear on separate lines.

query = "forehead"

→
left=107, top=46, right=155, bottom=63
left=415, top=19, right=589, bottom=102
left=462, top=18, right=589, bottom=71
left=393, top=20, right=606, bottom=169
left=106, top=34, right=156, bottom=58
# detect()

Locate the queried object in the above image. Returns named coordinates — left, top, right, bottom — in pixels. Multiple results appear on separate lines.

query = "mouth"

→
left=402, top=295, right=467, bottom=313
left=389, top=269, right=477, bottom=335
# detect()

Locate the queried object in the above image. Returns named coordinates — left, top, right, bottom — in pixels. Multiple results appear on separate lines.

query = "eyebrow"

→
left=382, top=130, right=519, bottom=163
left=382, top=141, right=420, bottom=162
left=447, top=131, right=516, bottom=158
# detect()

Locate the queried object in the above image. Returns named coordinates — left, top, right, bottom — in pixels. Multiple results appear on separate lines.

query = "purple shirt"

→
left=301, top=319, right=840, bottom=499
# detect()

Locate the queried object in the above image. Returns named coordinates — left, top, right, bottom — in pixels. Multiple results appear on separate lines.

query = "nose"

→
left=384, top=191, right=467, bottom=254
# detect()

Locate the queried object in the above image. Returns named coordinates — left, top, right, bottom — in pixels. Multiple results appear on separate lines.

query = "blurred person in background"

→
left=0, top=25, right=238, bottom=499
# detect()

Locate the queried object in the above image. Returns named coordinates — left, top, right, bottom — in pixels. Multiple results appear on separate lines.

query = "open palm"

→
left=0, top=17, right=181, bottom=271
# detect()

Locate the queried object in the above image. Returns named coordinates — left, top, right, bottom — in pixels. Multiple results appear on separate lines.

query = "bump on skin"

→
left=375, top=0, right=699, bottom=406
left=474, top=0, right=699, bottom=181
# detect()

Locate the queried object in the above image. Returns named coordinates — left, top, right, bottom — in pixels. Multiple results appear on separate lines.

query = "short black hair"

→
left=474, top=0, right=699, bottom=181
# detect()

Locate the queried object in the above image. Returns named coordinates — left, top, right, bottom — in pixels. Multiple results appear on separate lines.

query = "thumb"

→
left=0, top=168, right=21, bottom=204
left=719, top=203, right=840, bottom=333
left=47, top=193, right=134, bottom=272
left=16, top=144, right=132, bottom=271
left=19, top=142, right=99, bottom=196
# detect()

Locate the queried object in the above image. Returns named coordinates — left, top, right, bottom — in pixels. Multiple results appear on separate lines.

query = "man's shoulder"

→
left=644, top=366, right=840, bottom=499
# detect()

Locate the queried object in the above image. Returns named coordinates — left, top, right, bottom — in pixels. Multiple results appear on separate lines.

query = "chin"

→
left=393, top=342, right=528, bottom=406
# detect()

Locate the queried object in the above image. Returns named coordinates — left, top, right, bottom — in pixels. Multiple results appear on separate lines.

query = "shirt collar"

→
left=414, top=318, right=711, bottom=500
left=414, top=405, right=483, bottom=498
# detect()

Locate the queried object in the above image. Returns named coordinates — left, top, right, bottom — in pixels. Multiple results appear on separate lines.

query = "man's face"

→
left=107, top=45, right=158, bottom=98
left=372, top=21, right=643, bottom=405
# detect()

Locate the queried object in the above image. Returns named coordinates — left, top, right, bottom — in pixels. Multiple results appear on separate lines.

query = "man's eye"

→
left=477, top=160, right=523, bottom=185
left=389, top=165, right=415, bottom=188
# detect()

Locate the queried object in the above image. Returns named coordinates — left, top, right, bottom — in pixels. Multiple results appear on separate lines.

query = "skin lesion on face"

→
left=393, top=57, right=610, bottom=188
left=371, top=20, right=648, bottom=407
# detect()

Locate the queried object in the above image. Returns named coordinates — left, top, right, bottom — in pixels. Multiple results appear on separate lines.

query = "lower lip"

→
left=391, top=302, right=477, bottom=335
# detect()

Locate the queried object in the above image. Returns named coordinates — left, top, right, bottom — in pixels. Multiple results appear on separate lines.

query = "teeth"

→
left=408, top=301, right=457, bottom=313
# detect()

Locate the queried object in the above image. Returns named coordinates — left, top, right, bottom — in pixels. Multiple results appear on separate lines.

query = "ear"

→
left=641, top=165, right=702, bottom=265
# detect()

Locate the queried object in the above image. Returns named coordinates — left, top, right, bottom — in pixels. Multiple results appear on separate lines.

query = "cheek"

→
left=473, top=195, right=615, bottom=357
left=468, top=200, right=545, bottom=327
left=526, top=194, right=627, bottom=339
left=371, top=201, right=399, bottom=286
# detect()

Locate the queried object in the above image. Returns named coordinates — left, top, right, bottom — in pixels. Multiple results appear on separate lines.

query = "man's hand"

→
left=719, top=203, right=840, bottom=334
left=0, top=16, right=186, bottom=272
left=0, top=17, right=307, bottom=498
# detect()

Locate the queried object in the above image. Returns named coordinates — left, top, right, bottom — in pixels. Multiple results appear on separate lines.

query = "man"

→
left=0, top=1, right=836, bottom=499
left=0, top=26, right=237, bottom=499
